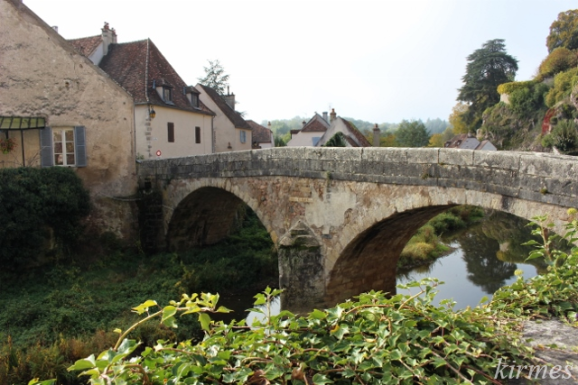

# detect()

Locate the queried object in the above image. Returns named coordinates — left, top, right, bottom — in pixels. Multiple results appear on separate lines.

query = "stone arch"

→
left=323, top=188, right=574, bottom=307
left=166, top=184, right=273, bottom=252
left=324, top=205, right=453, bottom=306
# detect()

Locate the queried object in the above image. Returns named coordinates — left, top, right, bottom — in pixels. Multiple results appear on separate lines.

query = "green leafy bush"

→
left=0, top=167, right=90, bottom=269
left=546, top=119, right=578, bottom=152
left=537, top=47, right=578, bottom=79
left=509, top=82, right=549, bottom=116
left=545, top=67, right=578, bottom=107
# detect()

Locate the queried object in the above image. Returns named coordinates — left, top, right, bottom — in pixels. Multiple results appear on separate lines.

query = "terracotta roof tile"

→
left=69, top=35, right=101, bottom=57
left=342, top=118, right=372, bottom=147
left=98, top=39, right=213, bottom=115
left=246, top=120, right=272, bottom=143
left=302, top=114, right=330, bottom=132
left=197, top=84, right=251, bottom=129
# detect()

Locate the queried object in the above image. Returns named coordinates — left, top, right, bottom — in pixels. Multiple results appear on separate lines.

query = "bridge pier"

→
left=278, top=221, right=326, bottom=313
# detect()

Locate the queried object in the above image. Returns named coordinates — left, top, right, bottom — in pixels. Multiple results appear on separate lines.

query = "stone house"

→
left=286, top=113, right=330, bottom=146
left=247, top=120, right=274, bottom=149
left=195, top=84, right=252, bottom=152
left=69, top=24, right=215, bottom=159
left=316, top=109, right=372, bottom=147
left=0, top=0, right=137, bottom=239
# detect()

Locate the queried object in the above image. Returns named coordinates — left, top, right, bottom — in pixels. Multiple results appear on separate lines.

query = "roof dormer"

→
left=185, top=86, right=200, bottom=108
left=154, top=79, right=174, bottom=105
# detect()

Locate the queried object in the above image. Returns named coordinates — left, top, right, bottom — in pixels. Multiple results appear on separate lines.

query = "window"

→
left=312, top=137, right=321, bottom=146
left=191, top=93, right=199, bottom=108
left=163, top=87, right=172, bottom=102
left=53, top=128, right=75, bottom=166
left=168, top=123, right=174, bottom=142
left=39, top=126, right=87, bottom=167
left=240, top=130, right=246, bottom=143
left=195, top=126, right=201, bottom=144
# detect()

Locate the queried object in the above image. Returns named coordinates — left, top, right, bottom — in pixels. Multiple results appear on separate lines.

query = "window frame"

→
left=240, top=130, right=246, bottom=144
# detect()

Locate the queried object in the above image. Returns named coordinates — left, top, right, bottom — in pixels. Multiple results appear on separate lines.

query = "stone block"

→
left=405, top=147, right=439, bottom=164
left=439, top=148, right=474, bottom=166
left=474, top=151, right=520, bottom=170
left=520, top=153, right=578, bottom=179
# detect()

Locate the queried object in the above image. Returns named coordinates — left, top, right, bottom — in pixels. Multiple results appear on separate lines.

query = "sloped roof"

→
left=246, top=120, right=272, bottom=143
left=196, top=84, right=251, bottom=129
left=342, top=118, right=372, bottom=147
left=444, top=134, right=478, bottom=149
left=302, top=114, right=330, bottom=132
left=69, top=35, right=101, bottom=57
left=98, top=39, right=213, bottom=115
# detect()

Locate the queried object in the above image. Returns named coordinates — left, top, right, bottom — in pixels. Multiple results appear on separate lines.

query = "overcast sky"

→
left=23, top=0, right=577, bottom=125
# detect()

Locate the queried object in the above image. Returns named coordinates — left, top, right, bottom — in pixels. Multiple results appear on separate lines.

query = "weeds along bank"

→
left=0, top=197, right=277, bottom=384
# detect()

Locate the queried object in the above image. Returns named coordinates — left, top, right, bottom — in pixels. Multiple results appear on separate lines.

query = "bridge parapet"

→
left=138, top=147, right=578, bottom=209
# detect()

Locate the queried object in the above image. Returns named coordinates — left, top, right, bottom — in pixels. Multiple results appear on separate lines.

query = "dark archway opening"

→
left=167, top=187, right=279, bottom=316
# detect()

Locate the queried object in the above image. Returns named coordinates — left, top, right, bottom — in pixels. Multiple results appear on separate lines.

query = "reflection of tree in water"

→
left=457, top=225, right=517, bottom=294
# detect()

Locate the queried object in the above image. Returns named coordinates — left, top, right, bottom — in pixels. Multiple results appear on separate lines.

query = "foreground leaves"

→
left=32, top=212, right=578, bottom=385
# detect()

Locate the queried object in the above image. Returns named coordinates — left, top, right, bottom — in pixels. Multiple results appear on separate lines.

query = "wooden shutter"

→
left=195, top=126, right=201, bottom=143
left=168, top=123, right=174, bottom=142
left=74, top=126, right=87, bottom=167
left=39, top=126, right=53, bottom=167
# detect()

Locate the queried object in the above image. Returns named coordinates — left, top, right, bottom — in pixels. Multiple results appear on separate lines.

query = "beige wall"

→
left=287, top=131, right=323, bottom=147
left=0, top=0, right=137, bottom=240
left=196, top=86, right=251, bottom=152
left=135, top=106, right=213, bottom=159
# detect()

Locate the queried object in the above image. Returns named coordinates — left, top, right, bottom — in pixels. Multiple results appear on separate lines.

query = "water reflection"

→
left=398, top=211, right=548, bottom=309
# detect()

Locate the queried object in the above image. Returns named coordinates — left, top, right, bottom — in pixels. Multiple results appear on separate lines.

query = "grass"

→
left=0, top=208, right=277, bottom=385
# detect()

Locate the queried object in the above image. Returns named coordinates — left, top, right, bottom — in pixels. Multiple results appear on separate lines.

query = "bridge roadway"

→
left=137, top=147, right=578, bottom=312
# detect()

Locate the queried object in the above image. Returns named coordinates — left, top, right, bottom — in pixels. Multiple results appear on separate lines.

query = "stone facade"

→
left=138, top=147, right=578, bottom=312
left=0, top=0, right=138, bottom=239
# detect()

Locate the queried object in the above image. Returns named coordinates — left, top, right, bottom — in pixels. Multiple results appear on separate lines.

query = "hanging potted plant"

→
left=0, top=137, right=17, bottom=154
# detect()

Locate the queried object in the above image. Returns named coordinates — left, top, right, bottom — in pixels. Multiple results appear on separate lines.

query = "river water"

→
left=221, top=211, right=548, bottom=321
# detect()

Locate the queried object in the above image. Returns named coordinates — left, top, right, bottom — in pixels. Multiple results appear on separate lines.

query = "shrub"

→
left=428, top=212, right=466, bottom=234
left=509, top=82, right=550, bottom=116
left=545, top=67, right=578, bottom=107
left=497, top=80, right=536, bottom=95
left=550, top=119, right=578, bottom=152
left=0, top=167, right=90, bottom=269
left=538, top=47, right=578, bottom=79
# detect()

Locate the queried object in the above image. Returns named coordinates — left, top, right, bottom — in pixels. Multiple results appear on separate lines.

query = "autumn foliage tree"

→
left=546, top=9, right=578, bottom=53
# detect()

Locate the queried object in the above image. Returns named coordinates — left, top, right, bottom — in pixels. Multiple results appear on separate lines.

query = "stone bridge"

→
left=137, top=147, right=578, bottom=312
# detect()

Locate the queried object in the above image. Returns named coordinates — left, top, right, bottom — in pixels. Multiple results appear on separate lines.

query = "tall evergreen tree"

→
left=198, top=59, right=230, bottom=95
left=457, top=39, right=518, bottom=130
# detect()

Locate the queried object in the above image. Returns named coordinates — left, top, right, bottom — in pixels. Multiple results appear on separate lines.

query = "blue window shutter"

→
left=74, top=126, right=87, bottom=167
left=39, top=126, right=53, bottom=167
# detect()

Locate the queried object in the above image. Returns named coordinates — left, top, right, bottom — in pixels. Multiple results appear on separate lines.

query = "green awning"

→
left=0, top=116, right=46, bottom=130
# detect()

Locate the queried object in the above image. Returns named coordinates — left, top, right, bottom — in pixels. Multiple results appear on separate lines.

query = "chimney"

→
left=224, top=91, right=235, bottom=110
left=101, top=22, right=115, bottom=56
left=373, top=124, right=380, bottom=147
left=322, top=111, right=328, bottom=122
left=329, top=108, right=336, bottom=123
left=302, top=121, right=306, bottom=127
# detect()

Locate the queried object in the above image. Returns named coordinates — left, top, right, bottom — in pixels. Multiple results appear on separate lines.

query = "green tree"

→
left=546, top=9, right=578, bottom=53
left=323, top=132, right=347, bottom=147
left=395, top=120, right=430, bottom=147
left=197, top=59, right=230, bottom=95
left=457, top=39, right=518, bottom=130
